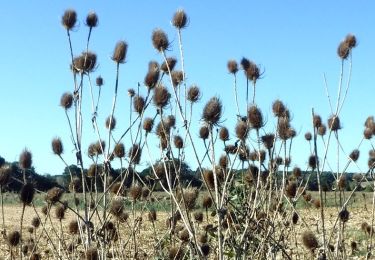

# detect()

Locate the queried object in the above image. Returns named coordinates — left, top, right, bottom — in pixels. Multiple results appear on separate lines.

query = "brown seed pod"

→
left=181, top=188, right=199, bottom=210
left=144, top=69, right=159, bottom=89
left=148, top=209, right=157, bottom=222
left=133, top=95, right=145, bottom=114
left=153, top=85, right=170, bottom=108
left=227, top=60, right=238, bottom=74
left=292, top=212, right=299, bottom=224
left=308, top=155, right=318, bottom=170
left=313, top=199, right=321, bottom=209
left=178, top=228, right=190, bottom=242
left=52, top=137, right=63, bottom=156
left=338, top=176, right=346, bottom=190
left=203, top=170, right=215, bottom=189
left=313, top=115, right=322, bottom=128
left=129, top=185, right=142, bottom=201
left=339, top=208, right=349, bottom=223
left=293, top=167, right=302, bottom=178
left=219, top=127, right=229, bottom=142
left=272, top=100, right=286, bottom=117
left=349, top=149, right=360, bottom=162
left=19, top=148, right=32, bottom=169
left=41, top=205, right=48, bottom=215
left=31, top=216, right=40, bottom=228
left=46, top=187, right=64, bottom=204
left=235, top=121, right=249, bottom=140
left=73, top=52, right=97, bottom=73
left=152, top=29, right=169, bottom=52
left=112, top=41, right=128, bottom=63
left=161, top=57, right=177, bottom=73
left=194, top=211, right=204, bottom=223
left=245, top=61, right=260, bottom=82
left=364, top=128, right=373, bottom=139
left=86, top=12, right=98, bottom=27
left=0, top=166, right=11, bottom=186
left=68, top=220, right=79, bottom=235
left=351, top=241, right=357, bottom=252
left=172, top=9, right=188, bottom=29
left=105, top=116, right=116, bottom=130
left=285, top=182, right=297, bottom=198
left=247, top=105, right=263, bottom=129
left=199, top=126, right=209, bottom=140
left=60, top=92, right=73, bottom=109
left=219, top=155, right=228, bottom=169
left=143, top=117, right=154, bottom=133
left=261, top=134, right=275, bottom=150
left=20, top=183, right=35, bottom=205
left=202, top=97, right=222, bottom=125
left=55, top=205, right=65, bottom=220
left=113, top=143, right=125, bottom=158
left=304, top=193, right=312, bottom=202
left=338, top=41, right=350, bottom=59
left=304, top=132, right=312, bottom=141
left=328, top=115, right=341, bottom=131
left=187, top=85, right=201, bottom=102
left=128, top=144, right=142, bottom=164
left=278, top=117, right=291, bottom=141
left=301, top=231, right=319, bottom=251
left=61, top=9, right=77, bottom=30
left=240, top=57, right=250, bottom=70
left=200, top=243, right=211, bottom=256
left=7, top=230, right=20, bottom=247
left=171, top=70, right=184, bottom=87
left=173, top=135, right=184, bottom=149
left=127, top=88, right=135, bottom=97
left=202, top=195, right=213, bottom=208
left=142, top=187, right=150, bottom=199
left=169, top=246, right=183, bottom=260
left=345, top=34, right=357, bottom=48
left=69, top=177, right=82, bottom=193
left=224, top=144, right=237, bottom=154
left=110, top=199, right=124, bottom=217
left=318, top=125, right=327, bottom=136
left=86, top=247, right=99, bottom=260
left=96, top=76, right=103, bottom=86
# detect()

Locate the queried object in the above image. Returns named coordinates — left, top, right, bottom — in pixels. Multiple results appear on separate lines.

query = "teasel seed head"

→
left=302, top=231, right=319, bottom=251
left=62, top=9, right=77, bottom=30
left=133, top=95, right=145, bottom=114
left=248, top=105, right=263, bottom=129
left=261, top=133, right=275, bottom=150
left=148, top=209, right=157, bottom=222
left=127, top=88, right=135, bottom=97
left=338, top=176, right=346, bottom=190
left=338, top=41, right=350, bottom=59
left=112, top=41, right=128, bottom=63
left=181, top=188, right=199, bottom=210
left=144, top=69, right=159, bottom=89
left=202, top=195, right=213, bottom=209
left=339, top=208, right=349, bottom=223
left=173, top=135, right=184, bottom=149
left=227, top=60, right=238, bottom=74
left=200, top=244, right=211, bottom=256
left=318, top=125, right=327, bottom=136
left=313, top=199, right=321, bottom=208
left=20, top=183, right=35, bottom=205
left=96, top=76, right=103, bottom=87
left=187, top=85, right=201, bottom=102
left=86, top=11, right=98, bottom=28
left=203, top=170, right=215, bottom=189
left=110, top=198, right=124, bottom=217
left=143, top=117, right=154, bottom=133
left=328, top=115, right=341, bottom=131
left=46, top=187, right=64, bottom=204
left=202, top=97, right=222, bottom=126
left=105, top=116, right=116, bottom=130
left=153, top=85, right=170, bottom=108
left=169, top=246, right=183, bottom=260
left=308, top=155, right=318, bottom=170
left=0, top=165, right=11, bottom=186
left=152, top=29, right=169, bottom=52
left=313, top=115, right=322, bottom=128
left=178, top=228, right=190, bottom=242
left=194, top=211, right=204, bottom=223
left=293, top=167, right=302, bottom=178
left=86, top=247, right=99, bottom=260
left=19, top=148, right=32, bottom=169
left=351, top=241, right=358, bottom=252
left=31, top=216, right=40, bottom=228
left=345, top=34, right=357, bottom=48
left=69, top=177, right=81, bottom=192
left=68, top=220, right=79, bottom=235
left=277, top=117, right=290, bottom=140
left=305, top=132, right=312, bottom=141
left=113, top=143, right=125, bottom=158
left=364, top=128, right=373, bottom=139
left=292, top=212, right=299, bottom=224
left=72, top=52, right=97, bottom=73
left=240, top=57, right=250, bottom=70
left=349, top=149, right=360, bottom=162
left=219, top=127, right=229, bottom=142
left=285, top=182, right=297, bottom=198
left=128, top=144, right=142, bottom=164
left=172, top=9, right=188, bottom=29
left=245, top=61, right=260, bottom=82
left=129, top=184, right=142, bottom=201
left=55, top=205, right=65, bottom=220
left=60, top=92, right=73, bottom=109
left=199, top=126, right=209, bottom=140
left=51, top=137, right=64, bottom=156
left=161, top=57, right=177, bottom=73
left=219, top=155, right=228, bottom=169
left=7, top=230, right=21, bottom=247
left=235, top=121, right=249, bottom=140
left=272, top=100, right=286, bottom=117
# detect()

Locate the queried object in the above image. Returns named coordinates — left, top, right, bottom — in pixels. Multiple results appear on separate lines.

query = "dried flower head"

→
left=171, top=70, right=184, bottom=87
left=143, top=117, right=154, bottom=133
left=46, top=187, right=64, bottom=204
left=152, top=29, right=169, bottom=52
left=245, top=61, right=260, bottom=82
left=153, top=85, right=170, bottom=108
left=308, top=155, right=318, bottom=170
left=69, top=177, right=81, bottom=192
left=318, top=125, right=327, bottom=136
left=55, top=205, right=65, bottom=220
left=285, top=182, right=297, bottom=198
left=62, top=9, right=77, bottom=30
left=304, top=132, right=312, bottom=141
left=349, top=149, right=360, bottom=162
left=227, top=60, right=238, bottom=74
left=278, top=117, right=290, bottom=140
left=144, top=69, right=159, bottom=89
left=129, top=185, right=142, bottom=201
left=68, top=220, right=79, bottom=235
left=219, top=127, right=229, bottom=142
left=172, top=9, right=188, bottom=29
left=261, top=134, right=275, bottom=150
left=128, top=144, right=142, bottom=164
left=202, top=195, right=212, bottom=208
left=235, top=121, right=249, bottom=140
left=7, top=230, right=20, bottom=247
left=86, top=247, right=99, bottom=260
left=96, top=76, right=103, bottom=86
left=110, top=198, right=124, bottom=217
left=127, top=88, right=135, bottom=97
left=345, top=34, right=357, bottom=48
left=73, top=52, right=97, bottom=73
left=292, top=212, right=299, bottom=224
left=199, top=126, right=209, bottom=140
left=313, top=115, right=322, bottom=128
left=187, top=85, right=201, bottom=102
left=31, top=216, right=40, bottom=228
left=105, top=116, right=116, bottom=130
left=339, top=208, right=349, bottom=223
left=148, top=209, right=157, bottom=222
left=240, top=57, right=250, bottom=70
left=364, top=128, right=373, bottom=139
left=86, top=12, right=98, bottom=27
left=113, top=143, right=125, bottom=158
left=328, top=115, right=341, bottom=131
left=19, top=148, right=32, bottom=169
left=60, top=92, right=73, bottom=109
left=161, top=57, right=177, bottom=73
left=202, top=97, right=222, bottom=125
left=194, top=211, right=204, bottom=223
left=20, top=183, right=35, bottom=205
left=0, top=166, right=11, bottom=186
left=169, top=246, right=183, bottom=260
left=272, top=100, right=286, bottom=117
left=338, top=176, right=346, bottom=190
left=203, top=170, right=215, bottom=189
left=133, top=95, right=145, bottom=114
left=173, top=135, right=183, bottom=149
left=293, top=167, right=302, bottom=178
left=301, top=231, right=319, bottom=251
left=112, top=41, right=128, bottom=63
left=219, top=155, right=228, bottom=169
left=51, top=137, right=64, bottom=156
left=338, top=41, right=350, bottom=59
left=248, top=105, right=263, bottom=129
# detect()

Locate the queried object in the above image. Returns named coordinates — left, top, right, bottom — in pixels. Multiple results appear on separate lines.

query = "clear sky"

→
left=0, top=1, right=374, bottom=175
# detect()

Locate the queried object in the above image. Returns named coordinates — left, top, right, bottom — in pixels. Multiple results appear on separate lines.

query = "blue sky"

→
left=0, top=1, right=374, bottom=175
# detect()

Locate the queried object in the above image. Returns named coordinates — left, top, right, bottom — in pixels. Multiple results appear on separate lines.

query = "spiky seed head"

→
left=41, top=205, right=48, bottom=215
left=72, top=52, right=97, bottom=73
left=148, top=209, right=157, bottom=222
left=19, top=148, right=32, bottom=169
left=0, top=166, right=11, bottom=186
left=224, top=144, right=237, bottom=154
left=200, top=244, right=211, bottom=256
left=172, top=9, right=188, bottom=29
left=328, top=115, right=341, bottom=131
left=202, top=97, right=222, bottom=125
left=338, top=40, right=350, bottom=59
left=105, top=116, right=116, bottom=130
left=69, top=177, right=81, bottom=192
left=272, top=100, right=286, bottom=117
left=111, top=182, right=125, bottom=196
left=187, top=85, right=201, bottom=103
left=60, top=92, right=73, bottom=109
left=68, top=220, right=79, bottom=235
left=351, top=241, right=357, bottom=252
left=293, top=167, right=302, bottom=178
left=339, top=208, right=349, bottom=222
left=364, top=128, right=373, bottom=139
left=171, top=71, right=184, bottom=88
left=227, top=60, right=238, bottom=74
left=292, top=212, right=299, bottom=224
left=52, top=137, right=63, bottom=156
left=203, top=170, right=215, bottom=189
left=62, top=9, right=77, bottom=30
left=235, top=121, right=249, bottom=140
left=313, top=115, right=322, bottom=128
left=143, top=117, right=154, bottom=133
left=142, top=187, right=150, bottom=199
left=349, top=149, right=360, bottom=162
left=87, top=164, right=103, bottom=177
left=129, top=185, right=142, bottom=201
left=113, top=143, right=125, bottom=158
left=248, top=105, right=263, bottom=129
left=181, top=188, right=199, bottom=210
left=173, top=135, right=184, bottom=149
left=31, top=216, right=40, bottom=229
left=46, top=187, right=64, bottom=204
left=245, top=61, right=260, bottom=82
left=118, top=212, right=129, bottom=223
left=153, top=85, right=170, bottom=108
left=86, top=12, right=98, bottom=27
left=287, top=128, right=296, bottom=139
left=127, top=88, right=135, bottom=97
left=305, top=132, right=312, bottom=141
left=152, top=29, right=169, bottom=52
left=178, top=228, right=190, bottom=242
left=240, top=57, right=250, bottom=70
left=144, top=70, right=159, bottom=89
left=202, top=195, right=212, bottom=208
left=278, top=117, right=291, bottom=140
left=194, top=211, right=204, bottom=223
left=304, top=193, right=312, bottom=202
left=313, top=199, right=321, bottom=209
left=161, top=57, right=177, bottom=73
left=261, top=134, right=275, bottom=150
left=308, top=155, right=318, bottom=170
left=285, top=182, right=297, bottom=198
left=86, top=247, right=99, bottom=260
left=165, top=115, right=176, bottom=128
left=95, top=76, right=103, bottom=87
left=169, top=246, right=183, bottom=260
left=199, top=126, right=209, bottom=140
left=20, top=183, right=35, bottom=205
left=301, top=231, right=319, bottom=251
left=128, top=144, right=142, bottom=164
left=219, top=155, right=228, bottom=168
left=318, top=125, right=327, bottom=136
left=112, top=41, right=128, bottom=63
left=345, top=34, right=357, bottom=48
left=110, top=198, right=124, bottom=217
left=133, top=95, right=145, bottom=114
left=55, top=205, right=65, bottom=220
left=7, top=230, right=20, bottom=247
left=338, top=176, right=346, bottom=190
left=219, top=127, right=229, bottom=141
